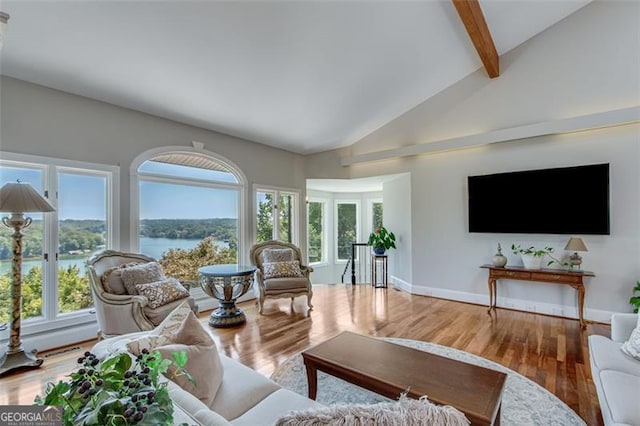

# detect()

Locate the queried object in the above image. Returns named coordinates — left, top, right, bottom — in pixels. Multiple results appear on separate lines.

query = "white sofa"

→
left=92, top=332, right=322, bottom=426
left=588, top=313, right=640, bottom=425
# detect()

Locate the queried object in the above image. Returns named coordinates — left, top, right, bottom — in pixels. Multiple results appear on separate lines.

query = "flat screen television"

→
left=468, top=163, right=610, bottom=235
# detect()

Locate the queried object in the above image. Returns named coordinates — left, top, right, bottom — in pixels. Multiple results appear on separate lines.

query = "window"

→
left=0, top=153, right=117, bottom=329
left=255, top=188, right=298, bottom=244
left=307, top=200, right=325, bottom=264
left=336, top=201, right=359, bottom=261
left=372, top=202, right=383, bottom=231
left=134, top=150, right=245, bottom=280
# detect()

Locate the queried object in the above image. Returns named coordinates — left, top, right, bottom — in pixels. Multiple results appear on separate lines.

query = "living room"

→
left=0, top=0, right=638, bottom=425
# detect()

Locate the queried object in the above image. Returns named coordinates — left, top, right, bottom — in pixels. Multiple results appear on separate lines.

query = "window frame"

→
left=130, top=146, right=247, bottom=264
left=253, top=185, right=300, bottom=245
left=306, top=197, right=327, bottom=266
left=0, top=151, right=119, bottom=337
left=334, top=199, right=360, bottom=263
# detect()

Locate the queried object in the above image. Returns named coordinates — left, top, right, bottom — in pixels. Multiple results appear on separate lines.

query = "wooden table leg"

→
left=305, top=362, right=318, bottom=400
left=577, top=284, right=586, bottom=329
left=487, top=278, right=496, bottom=313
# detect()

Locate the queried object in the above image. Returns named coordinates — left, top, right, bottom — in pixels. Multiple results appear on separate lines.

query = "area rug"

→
left=271, top=337, right=585, bottom=426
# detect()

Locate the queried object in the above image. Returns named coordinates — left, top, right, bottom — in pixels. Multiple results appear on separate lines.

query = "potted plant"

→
left=35, top=349, right=191, bottom=426
left=630, top=281, right=640, bottom=313
left=511, top=244, right=554, bottom=270
left=368, top=226, right=396, bottom=255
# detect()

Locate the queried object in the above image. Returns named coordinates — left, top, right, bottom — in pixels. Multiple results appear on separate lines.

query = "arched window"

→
left=131, top=147, right=246, bottom=280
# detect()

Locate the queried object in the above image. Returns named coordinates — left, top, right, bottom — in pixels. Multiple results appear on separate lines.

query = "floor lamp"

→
left=0, top=181, right=55, bottom=376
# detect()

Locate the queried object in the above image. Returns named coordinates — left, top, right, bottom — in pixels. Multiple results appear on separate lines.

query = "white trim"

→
left=342, top=106, right=640, bottom=165
left=253, top=185, right=301, bottom=245
left=307, top=197, right=328, bottom=265
left=390, top=276, right=615, bottom=324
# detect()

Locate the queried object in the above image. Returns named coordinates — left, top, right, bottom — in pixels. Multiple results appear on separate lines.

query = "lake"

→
left=0, top=237, right=229, bottom=275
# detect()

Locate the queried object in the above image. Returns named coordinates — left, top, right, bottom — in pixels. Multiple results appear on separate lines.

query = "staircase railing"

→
left=340, top=243, right=371, bottom=284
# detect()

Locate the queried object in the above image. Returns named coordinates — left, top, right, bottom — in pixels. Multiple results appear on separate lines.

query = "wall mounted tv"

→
left=468, top=163, right=610, bottom=235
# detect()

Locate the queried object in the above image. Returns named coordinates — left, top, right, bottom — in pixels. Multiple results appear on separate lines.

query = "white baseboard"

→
left=390, top=276, right=614, bottom=324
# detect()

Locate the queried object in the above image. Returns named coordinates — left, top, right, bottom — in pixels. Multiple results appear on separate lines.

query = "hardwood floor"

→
left=0, top=284, right=608, bottom=424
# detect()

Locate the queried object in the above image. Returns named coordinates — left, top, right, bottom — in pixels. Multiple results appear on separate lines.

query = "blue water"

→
left=0, top=237, right=229, bottom=275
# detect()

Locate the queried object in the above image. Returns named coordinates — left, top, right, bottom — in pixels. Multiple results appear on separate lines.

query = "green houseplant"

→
left=511, top=244, right=554, bottom=270
left=368, top=226, right=396, bottom=254
left=630, top=281, right=640, bottom=313
left=35, top=349, right=191, bottom=426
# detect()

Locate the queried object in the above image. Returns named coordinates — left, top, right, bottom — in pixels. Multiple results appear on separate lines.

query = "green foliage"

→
left=630, top=281, right=640, bottom=314
left=35, top=349, right=190, bottom=426
left=159, top=236, right=236, bottom=281
left=0, top=265, right=93, bottom=324
left=511, top=244, right=553, bottom=257
left=372, top=203, right=383, bottom=231
left=256, top=194, right=274, bottom=243
left=367, top=226, right=396, bottom=250
left=307, top=202, right=323, bottom=263
left=337, top=203, right=357, bottom=259
left=139, top=219, right=237, bottom=245
left=279, top=194, right=293, bottom=243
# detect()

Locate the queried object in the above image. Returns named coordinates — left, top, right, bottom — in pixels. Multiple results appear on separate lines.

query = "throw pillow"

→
left=274, top=395, right=469, bottom=426
left=127, top=300, right=193, bottom=354
left=621, top=314, right=640, bottom=361
left=121, top=261, right=166, bottom=295
left=262, top=260, right=304, bottom=279
left=100, top=262, right=141, bottom=295
left=262, top=248, right=295, bottom=263
left=135, top=278, right=190, bottom=309
left=128, top=311, right=224, bottom=406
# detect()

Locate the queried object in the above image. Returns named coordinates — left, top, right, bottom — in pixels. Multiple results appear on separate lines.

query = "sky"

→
left=1, top=163, right=238, bottom=220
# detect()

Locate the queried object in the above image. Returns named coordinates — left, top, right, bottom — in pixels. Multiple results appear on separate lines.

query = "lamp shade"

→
left=0, top=182, right=55, bottom=213
left=564, top=237, right=587, bottom=252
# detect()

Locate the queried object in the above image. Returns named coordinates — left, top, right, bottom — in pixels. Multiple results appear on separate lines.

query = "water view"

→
left=0, top=237, right=229, bottom=275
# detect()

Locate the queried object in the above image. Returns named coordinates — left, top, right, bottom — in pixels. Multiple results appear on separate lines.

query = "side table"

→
left=199, top=264, right=256, bottom=328
left=371, top=255, right=388, bottom=288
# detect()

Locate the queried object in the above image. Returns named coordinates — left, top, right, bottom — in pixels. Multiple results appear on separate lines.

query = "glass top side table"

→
left=198, top=264, right=256, bottom=328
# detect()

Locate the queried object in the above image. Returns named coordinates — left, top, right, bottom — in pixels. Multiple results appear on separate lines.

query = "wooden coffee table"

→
left=302, top=332, right=507, bottom=426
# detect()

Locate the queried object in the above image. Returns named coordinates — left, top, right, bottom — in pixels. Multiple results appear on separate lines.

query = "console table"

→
left=480, top=264, right=595, bottom=329
left=199, top=264, right=256, bottom=328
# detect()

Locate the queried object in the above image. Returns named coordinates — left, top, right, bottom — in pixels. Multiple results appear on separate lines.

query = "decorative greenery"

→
left=35, top=349, right=191, bottom=426
left=511, top=244, right=553, bottom=258
left=630, top=281, right=640, bottom=314
left=368, top=226, right=397, bottom=251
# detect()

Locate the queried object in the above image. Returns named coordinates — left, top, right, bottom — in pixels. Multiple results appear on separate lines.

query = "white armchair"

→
left=87, top=250, right=198, bottom=339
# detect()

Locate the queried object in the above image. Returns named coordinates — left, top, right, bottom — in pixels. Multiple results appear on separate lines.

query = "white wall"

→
left=382, top=174, right=411, bottom=285
left=304, top=0, right=640, bottom=321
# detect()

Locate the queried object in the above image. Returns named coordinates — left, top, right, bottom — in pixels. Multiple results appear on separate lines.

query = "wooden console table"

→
left=480, top=264, right=595, bottom=329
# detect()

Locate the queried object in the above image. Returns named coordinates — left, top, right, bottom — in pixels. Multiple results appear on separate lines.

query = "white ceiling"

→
left=0, top=0, right=590, bottom=154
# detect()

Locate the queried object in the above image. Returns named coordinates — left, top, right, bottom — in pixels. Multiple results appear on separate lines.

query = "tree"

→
left=308, top=202, right=323, bottom=263
left=256, top=193, right=274, bottom=243
left=372, top=202, right=384, bottom=231
left=159, top=236, right=237, bottom=281
left=337, top=203, right=357, bottom=259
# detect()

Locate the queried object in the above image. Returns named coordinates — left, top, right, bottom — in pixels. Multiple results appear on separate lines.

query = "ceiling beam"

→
left=451, top=0, right=499, bottom=78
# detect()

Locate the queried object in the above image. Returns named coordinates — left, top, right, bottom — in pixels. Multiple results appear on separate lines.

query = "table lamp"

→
left=0, top=181, right=55, bottom=376
left=564, top=237, right=587, bottom=270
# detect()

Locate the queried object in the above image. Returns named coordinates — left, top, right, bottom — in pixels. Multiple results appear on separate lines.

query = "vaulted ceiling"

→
left=0, top=1, right=590, bottom=154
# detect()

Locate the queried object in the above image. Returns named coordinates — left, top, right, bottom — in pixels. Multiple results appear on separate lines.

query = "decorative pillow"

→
left=262, top=248, right=295, bottom=263
left=100, top=262, right=140, bottom=294
left=121, top=261, right=166, bottom=295
left=127, top=300, right=193, bottom=354
left=263, top=260, right=304, bottom=279
left=274, top=395, right=469, bottom=426
left=127, top=311, right=224, bottom=406
left=134, top=278, right=189, bottom=309
left=621, top=314, right=640, bottom=361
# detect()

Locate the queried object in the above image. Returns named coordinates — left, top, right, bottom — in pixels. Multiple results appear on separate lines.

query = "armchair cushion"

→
left=621, top=314, right=640, bottom=361
left=264, top=277, right=310, bottom=292
left=121, top=261, right=166, bottom=294
left=135, top=278, right=190, bottom=309
left=262, top=248, right=294, bottom=263
left=262, top=261, right=304, bottom=279
left=101, top=262, right=140, bottom=294
left=144, top=297, right=198, bottom=326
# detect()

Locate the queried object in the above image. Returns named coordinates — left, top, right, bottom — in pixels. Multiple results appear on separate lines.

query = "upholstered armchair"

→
left=87, top=250, right=198, bottom=339
left=249, top=240, right=313, bottom=314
